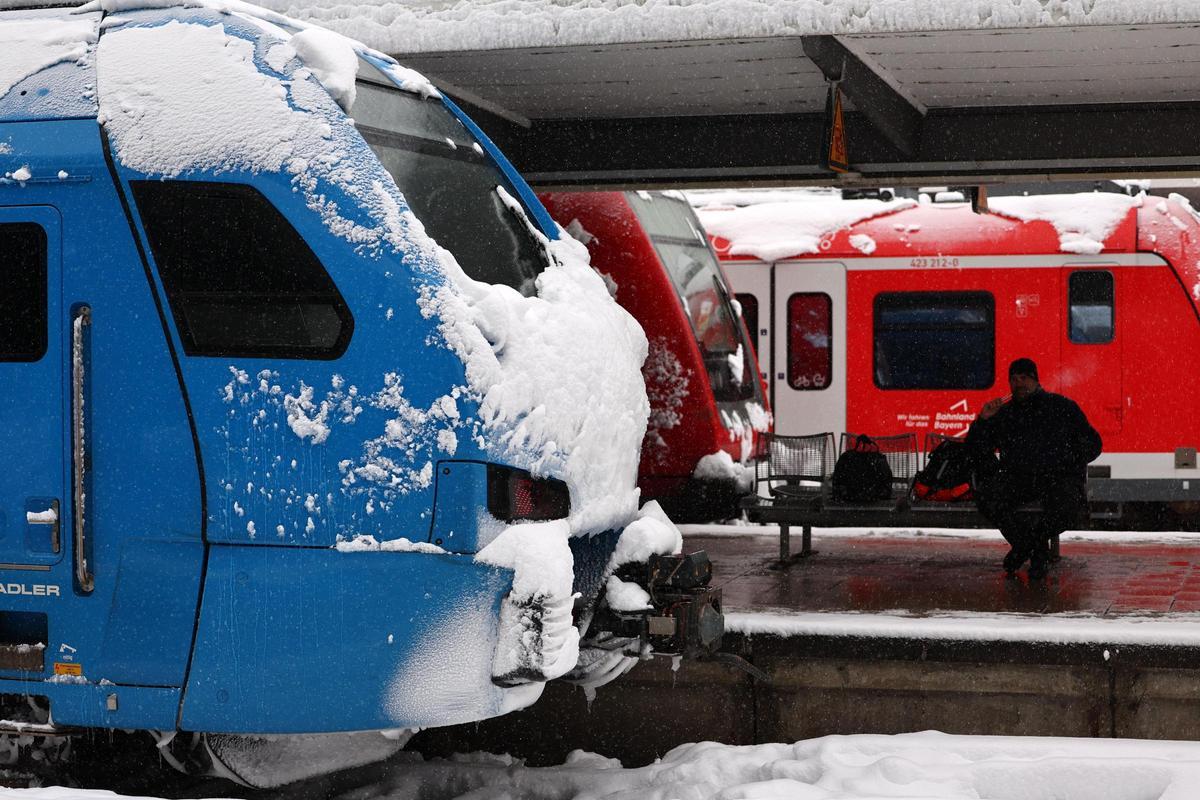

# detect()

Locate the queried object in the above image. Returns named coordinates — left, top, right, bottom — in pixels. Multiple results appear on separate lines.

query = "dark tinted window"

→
left=1069, top=270, right=1114, bottom=344
left=132, top=181, right=352, bottom=359
left=736, top=292, right=759, bottom=358
left=874, top=292, right=994, bottom=389
left=354, top=66, right=547, bottom=296
left=787, top=293, right=831, bottom=390
left=0, top=223, right=47, bottom=361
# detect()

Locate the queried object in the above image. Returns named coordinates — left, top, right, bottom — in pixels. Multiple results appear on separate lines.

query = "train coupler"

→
left=602, top=551, right=724, bottom=659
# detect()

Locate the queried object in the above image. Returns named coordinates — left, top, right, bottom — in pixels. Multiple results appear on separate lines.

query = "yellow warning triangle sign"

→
left=825, top=86, right=849, bottom=173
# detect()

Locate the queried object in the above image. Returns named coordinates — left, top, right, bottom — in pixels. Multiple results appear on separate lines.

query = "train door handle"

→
left=72, top=305, right=94, bottom=593
left=26, top=499, right=60, bottom=554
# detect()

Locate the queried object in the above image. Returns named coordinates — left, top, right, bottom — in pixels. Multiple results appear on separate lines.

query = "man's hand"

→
left=979, top=395, right=1010, bottom=420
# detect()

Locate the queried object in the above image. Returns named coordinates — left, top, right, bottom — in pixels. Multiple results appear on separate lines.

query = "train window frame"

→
left=735, top=292, right=760, bottom=359
left=787, top=292, right=832, bottom=392
left=0, top=222, right=48, bottom=362
left=131, top=180, right=354, bottom=360
left=873, top=291, right=995, bottom=391
left=627, top=192, right=762, bottom=405
left=1068, top=270, right=1115, bottom=344
left=354, top=58, right=549, bottom=296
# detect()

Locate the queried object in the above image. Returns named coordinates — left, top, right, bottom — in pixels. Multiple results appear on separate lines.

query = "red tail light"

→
left=753, top=431, right=770, bottom=460
left=487, top=465, right=571, bottom=522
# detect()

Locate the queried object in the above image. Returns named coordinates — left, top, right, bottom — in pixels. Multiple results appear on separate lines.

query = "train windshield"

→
left=627, top=192, right=760, bottom=403
left=353, top=59, right=547, bottom=295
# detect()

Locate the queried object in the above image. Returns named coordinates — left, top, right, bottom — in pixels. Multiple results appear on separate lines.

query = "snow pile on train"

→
left=691, top=193, right=918, bottom=261
left=424, top=219, right=650, bottom=535
left=693, top=189, right=1145, bottom=258
left=989, top=193, right=1141, bottom=254
left=88, top=0, right=649, bottom=537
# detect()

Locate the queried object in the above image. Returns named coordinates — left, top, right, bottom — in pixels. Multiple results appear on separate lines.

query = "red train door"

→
left=1060, top=266, right=1122, bottom=434
left=773, top=260, right=846, bottom=436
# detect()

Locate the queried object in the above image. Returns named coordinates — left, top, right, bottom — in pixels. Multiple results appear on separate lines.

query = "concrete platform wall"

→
left=409, top=635, right=1200, bottom=766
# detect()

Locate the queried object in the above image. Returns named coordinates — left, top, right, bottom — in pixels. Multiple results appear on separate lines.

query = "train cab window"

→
left=354, top=58, right=547, bottom=296
left=0, top=223, right=47, bottom=361
left=627, top=192, right=761, bottom=404
left=735, top=293, right=759, bottom=356
left=627, top=191, right=702, bottom=240
left=874, top=292, right=994, bottom=390
left=1069, top=270, right=1114, bottom=343
left=787, top=293, right=832, bottom=390
left=131, top=181, right=353, bottom=359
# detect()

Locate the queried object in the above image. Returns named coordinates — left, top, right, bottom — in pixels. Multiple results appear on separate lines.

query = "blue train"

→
left=0, top=0, right=722, bottom=781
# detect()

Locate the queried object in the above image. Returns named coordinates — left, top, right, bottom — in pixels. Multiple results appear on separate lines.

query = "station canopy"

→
left=267, top=0, right=1200, bottom=188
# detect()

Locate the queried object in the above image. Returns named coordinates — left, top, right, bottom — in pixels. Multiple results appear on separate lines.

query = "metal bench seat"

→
left=748, top=430, right=1067, bottom=564
left=743, top=493, right=1057, bottom=564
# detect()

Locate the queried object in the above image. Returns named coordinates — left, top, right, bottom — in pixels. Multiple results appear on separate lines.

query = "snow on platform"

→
left=23, top=732, right=1200, bottom=799
left=682, top=524, right=1200, bottom=645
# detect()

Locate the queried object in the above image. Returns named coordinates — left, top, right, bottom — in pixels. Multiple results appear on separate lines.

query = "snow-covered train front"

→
left=540, top=191, right=772, bottom=522
left=0, top=0, right=720, bottom=774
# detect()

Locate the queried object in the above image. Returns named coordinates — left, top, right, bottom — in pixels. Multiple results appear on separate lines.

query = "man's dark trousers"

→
left=976, top=469, right=1087, bottom=560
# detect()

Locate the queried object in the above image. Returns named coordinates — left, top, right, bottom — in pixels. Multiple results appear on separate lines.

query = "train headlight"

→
left=486, top=465, right=570, bottom=522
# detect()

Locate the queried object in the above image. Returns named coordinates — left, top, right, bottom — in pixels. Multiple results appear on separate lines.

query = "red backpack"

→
left=912, top=439, right=976, bottom=502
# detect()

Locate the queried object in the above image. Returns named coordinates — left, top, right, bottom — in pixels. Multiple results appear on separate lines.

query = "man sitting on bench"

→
left=967, top=358, right=1103, bottom=580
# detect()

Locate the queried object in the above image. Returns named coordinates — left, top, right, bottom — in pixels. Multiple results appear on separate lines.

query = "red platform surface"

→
left=685, top=526, right=1200, bottom=617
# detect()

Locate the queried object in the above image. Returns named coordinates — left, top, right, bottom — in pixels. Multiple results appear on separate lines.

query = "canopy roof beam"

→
left=461, top=103, right=1200, bottom=189
left=800, top=34, right=926, bottom=159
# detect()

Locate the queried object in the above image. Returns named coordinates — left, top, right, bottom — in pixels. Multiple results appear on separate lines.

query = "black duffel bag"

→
left=832, top=435, right=893, bottom=502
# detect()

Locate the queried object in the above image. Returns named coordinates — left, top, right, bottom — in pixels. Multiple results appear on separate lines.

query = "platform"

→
left=408, top=525, right=1200, bottom=769
left=692, top=525, right=1200, bottom=616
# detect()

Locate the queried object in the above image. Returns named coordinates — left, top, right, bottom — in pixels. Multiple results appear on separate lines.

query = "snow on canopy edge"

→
left=255, top=0, right=1200, bottom=56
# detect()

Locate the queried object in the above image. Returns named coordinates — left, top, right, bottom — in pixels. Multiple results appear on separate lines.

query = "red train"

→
left=540, top=191, right=770, bottom=521
left=699, top=187, right=1200, bottom=522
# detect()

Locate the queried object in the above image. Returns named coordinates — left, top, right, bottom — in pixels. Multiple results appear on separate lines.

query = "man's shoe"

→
left=1002, top=548, right=1027, bottom=575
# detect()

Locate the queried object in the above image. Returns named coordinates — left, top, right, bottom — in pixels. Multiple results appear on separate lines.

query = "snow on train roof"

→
left=691, top=193, right=918, bottom=262
left=253, top=0, right=1200, bottom=56
left=0, top=6, right=99, bottom=120
left=0, top=0, right=437, bottom=122
left=692, top=190, right=1143, bottom=260
left=989, top=193, right=1142, bottom=255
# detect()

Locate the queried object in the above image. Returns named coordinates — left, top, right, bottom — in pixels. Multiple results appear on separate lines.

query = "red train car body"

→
left=541, top=191, right=771, bottom=520
left=701, top=190, right=1200, bottom=518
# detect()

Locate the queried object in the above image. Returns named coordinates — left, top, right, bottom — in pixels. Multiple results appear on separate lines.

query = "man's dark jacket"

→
left=966, top=388, right=1102, bottom=479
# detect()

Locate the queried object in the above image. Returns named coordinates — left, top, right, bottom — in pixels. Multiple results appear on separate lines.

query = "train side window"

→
left=0, top=223, right=47, bottom=362
left=1068, top=270, right=1114, bottom=344
left=735, top=293, right=759, bottom=356
left=131, top=181, right=353, bottom=360
left=787, top=293, right=832, bottom=391
left=874, top=292, right=994, bottom=390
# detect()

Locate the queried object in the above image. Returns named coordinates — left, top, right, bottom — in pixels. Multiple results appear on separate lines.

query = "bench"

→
left=747, top=432, right=1061, bottom=564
